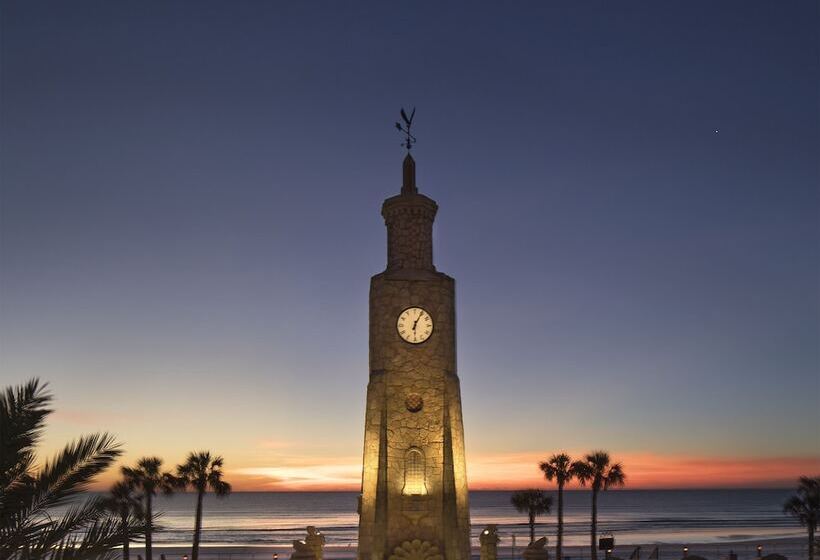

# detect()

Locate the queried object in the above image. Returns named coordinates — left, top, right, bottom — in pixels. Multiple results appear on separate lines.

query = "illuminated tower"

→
left=357, top=152, right=471, bottom=560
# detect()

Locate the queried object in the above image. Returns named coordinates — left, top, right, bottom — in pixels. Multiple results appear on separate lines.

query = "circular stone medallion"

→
left=405, top=393, right=424, bottom=413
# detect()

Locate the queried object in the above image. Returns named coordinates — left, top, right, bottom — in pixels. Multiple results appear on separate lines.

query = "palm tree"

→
left=572, top=451, right=626, bottom=560
left=783, top=476, right=820, bottom=560
left=175, top=451, right=232, bottom=560
left=122, top=457, right=178, bottom=560
left=0, top=378, right=143, bottom=560
left=101, top=481, right=144, bottom=560
left=510, top=489, right=553, bottom=544
left=540, top=453, right=577, bottom=560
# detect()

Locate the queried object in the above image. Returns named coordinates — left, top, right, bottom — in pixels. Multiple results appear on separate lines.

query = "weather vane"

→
left=395, top=107, right=416, bottom=150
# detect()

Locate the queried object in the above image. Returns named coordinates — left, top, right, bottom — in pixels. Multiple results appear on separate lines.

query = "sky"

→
left=1, top=1, right=818, bottom=491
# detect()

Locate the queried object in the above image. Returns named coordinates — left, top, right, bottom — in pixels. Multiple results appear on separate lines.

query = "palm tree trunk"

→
left=145, top=493, right=153, bottom=560
left=809, top=522, right=815, bottom=560
left=121, top=509, right=130, bottom=560
left=557, top=482, right=564, bottom=560
left=555, top=482, right=564, bottom=560
left=529, top=511, right=535, bottom=544
left=192, top=488, right=205, bottom=560
left=590, top=489, right=598, bottom=560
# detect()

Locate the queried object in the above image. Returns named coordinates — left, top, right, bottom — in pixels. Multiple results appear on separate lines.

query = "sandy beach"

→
left=127, top=537, right=810, bottom=560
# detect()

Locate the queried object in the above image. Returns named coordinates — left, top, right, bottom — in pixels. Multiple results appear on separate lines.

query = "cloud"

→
left=232, top=461, right=362, bottom=491
left=256, top=439, right=296, bottom=450
left=219, top=451, right=820, bottom=491
left=465, top=451, right=820, bottom=489
left=52, top=409, right=130, bottom=426
left=88, top=446, right=820, bottom=492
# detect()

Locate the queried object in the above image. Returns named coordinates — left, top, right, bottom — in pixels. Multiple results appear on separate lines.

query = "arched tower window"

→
left=402, top=447, right=427, bottom=495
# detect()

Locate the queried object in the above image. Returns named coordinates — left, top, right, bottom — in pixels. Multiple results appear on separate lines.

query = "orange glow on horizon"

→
left=461, top=451, right=820, bottom=491
left=88, top=451, right=820, bottom=492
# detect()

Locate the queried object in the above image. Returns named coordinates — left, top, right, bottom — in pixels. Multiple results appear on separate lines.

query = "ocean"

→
left=137, top=489, right=802, bottom=550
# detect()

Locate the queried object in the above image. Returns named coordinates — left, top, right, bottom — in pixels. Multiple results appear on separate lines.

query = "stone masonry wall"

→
left=382, top=194, right=438, bottom=272
left=358, top=269, right=471, bottom=560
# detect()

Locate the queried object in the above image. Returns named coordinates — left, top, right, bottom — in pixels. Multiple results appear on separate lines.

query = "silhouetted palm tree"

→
left=784, top=476, right=820, bottom=560
left=510, top=489, right=553, bottom=544
left=573, top=451, right=626, bottom=560
left=540, top=453, right=577, bottom=560
left=122, top=457, right=178, bottom=560
left=0, top=378, right=143, bottom=560
left=175, top=451, right=232, bottom=560
left=102, top=481, right=144, bottom=560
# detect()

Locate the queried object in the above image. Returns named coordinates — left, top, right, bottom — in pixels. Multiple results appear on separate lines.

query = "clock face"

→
left=397, top=307, right=433, bottom=344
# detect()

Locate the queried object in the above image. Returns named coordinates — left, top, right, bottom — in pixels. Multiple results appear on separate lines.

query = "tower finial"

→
left=394, top=107, right=416, bottom=151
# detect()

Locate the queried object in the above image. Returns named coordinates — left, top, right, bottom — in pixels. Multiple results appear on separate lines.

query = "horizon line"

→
left=88, top=485, right=801, bottom=493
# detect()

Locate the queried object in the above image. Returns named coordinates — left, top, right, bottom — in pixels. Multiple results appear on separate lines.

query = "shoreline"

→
left=126, top=536, right=810, bottom=560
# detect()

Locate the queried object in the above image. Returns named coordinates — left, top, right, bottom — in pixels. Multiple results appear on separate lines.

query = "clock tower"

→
left=357, top=153, right=471, bottom=560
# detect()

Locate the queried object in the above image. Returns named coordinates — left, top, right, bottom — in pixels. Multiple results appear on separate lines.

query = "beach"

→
left=127, top=537, right=809, bottom=560
left=107, top=490, right=809, bottom=559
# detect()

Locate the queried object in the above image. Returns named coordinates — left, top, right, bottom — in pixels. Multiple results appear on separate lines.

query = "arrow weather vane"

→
left=395, top=107, right=416, bottom=150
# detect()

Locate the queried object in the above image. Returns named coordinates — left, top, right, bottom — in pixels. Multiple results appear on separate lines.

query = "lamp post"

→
left=683, top=547, right=688, bottom=558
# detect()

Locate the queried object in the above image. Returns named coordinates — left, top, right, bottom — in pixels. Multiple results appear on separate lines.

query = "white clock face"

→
left=397, top=307, right=433, bottom=344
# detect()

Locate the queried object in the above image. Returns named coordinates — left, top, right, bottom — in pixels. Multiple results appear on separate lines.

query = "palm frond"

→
left=176, top=451, right=231, bottom=496
left=540, top=453, right=574, bottom=485
left=101, top=481, right=144, bottom=520
left=26, top=496, right=108, bottom=554
left=510, top=489, right=552, bottom=515
left=0, top=379, right=52, bottom=491
left=211, top=479, right=231, bottom=497
left=47, top=510, right=148, bottom=560
left=784, top=476, right=820, bottom=527
left=0, top=449, right=119, bottom=557
left=122, top=457, right=176, bottom=497
left=32, top=433, right=122, bottom=513
left=604, top=462, right=626, bottom=489
left=571, top=450, right=626, bottom=492
left=572, top=460, right=593, bottom=485
left=587, top=451, right=611, bottom=469
left=0, top=379, right=126, bottom=560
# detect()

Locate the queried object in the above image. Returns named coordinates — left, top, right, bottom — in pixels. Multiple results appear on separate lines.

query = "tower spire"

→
left=401, top=153, right=417, bottom=194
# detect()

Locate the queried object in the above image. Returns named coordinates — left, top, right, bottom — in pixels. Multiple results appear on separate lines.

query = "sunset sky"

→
left=1, top=2, right=818, bottom=491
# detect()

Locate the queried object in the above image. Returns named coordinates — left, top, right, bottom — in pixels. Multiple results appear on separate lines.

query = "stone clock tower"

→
left=358, top=153, right=471, bottom=560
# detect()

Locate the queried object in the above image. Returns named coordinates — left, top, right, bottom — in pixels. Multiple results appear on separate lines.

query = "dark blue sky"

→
left=1, top=2, right=818, bottom=486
